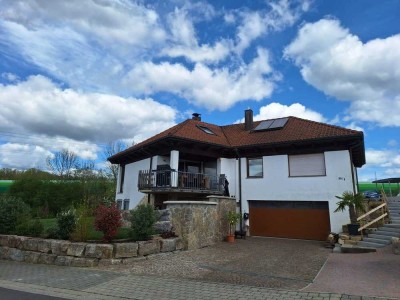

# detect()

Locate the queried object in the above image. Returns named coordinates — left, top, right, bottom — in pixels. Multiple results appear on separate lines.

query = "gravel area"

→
left=96, top=237, right=330, bottom=290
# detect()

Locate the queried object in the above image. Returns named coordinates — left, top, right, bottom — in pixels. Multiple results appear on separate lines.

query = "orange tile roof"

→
left=109, top=116, right=365, bottom=165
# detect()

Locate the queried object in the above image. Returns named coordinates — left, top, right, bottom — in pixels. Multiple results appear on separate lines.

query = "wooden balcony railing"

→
left=138, top=170, right=224, bottom=193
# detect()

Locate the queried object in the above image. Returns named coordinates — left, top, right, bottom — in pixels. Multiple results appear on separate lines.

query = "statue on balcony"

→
left=224, top=178, right=230, bottom=197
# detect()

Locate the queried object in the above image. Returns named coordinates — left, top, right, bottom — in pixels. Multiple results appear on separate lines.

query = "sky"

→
left=0, top=0, right=399, bottom=181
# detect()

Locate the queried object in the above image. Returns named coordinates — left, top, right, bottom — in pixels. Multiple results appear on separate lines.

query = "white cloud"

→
left=1, top=0, right=166, bottom=47
left=235, top=0, right=311, bottom=53
left=284, top=18, right=400, bottom=127
left=125, top=48, right=277, bottom=110
left=0, top=0, right=166, bottom=93
left=388, top=139, right=398, bottom=147
left=0, top=143, right=52, bottom=169
left=161, top=6, right=231, bottom=63
left=365, top=149, right=400, bottom=168
left=237, top=102, right=325, bottom=123
left=0, top=75, right=177, bottom=162
left=1, top=72, right=19, bottom=82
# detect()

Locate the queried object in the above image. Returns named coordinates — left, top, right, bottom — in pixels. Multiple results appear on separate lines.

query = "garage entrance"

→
left=248, top=200, right=330, bottom=241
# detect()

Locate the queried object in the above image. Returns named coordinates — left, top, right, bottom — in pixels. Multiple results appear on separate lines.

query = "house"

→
left=108, top=109, right=365, bottom=241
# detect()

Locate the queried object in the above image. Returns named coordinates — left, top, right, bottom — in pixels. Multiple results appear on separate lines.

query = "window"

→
left=119, top=165, right=125, bottom=193
left=247, top=158, right=263, bottom=177
left=196, top=125, right=215, bottom=135
left=289, top=153, right=326, bottom=177
left=116, top=199, right=122, bottom=210
left=123, top=199, right=130, bottom=210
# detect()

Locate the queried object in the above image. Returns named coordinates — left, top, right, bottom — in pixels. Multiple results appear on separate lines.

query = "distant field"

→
left=359, top=182, right=399, bottom=195
left=0, top=180, right=13, bottom=194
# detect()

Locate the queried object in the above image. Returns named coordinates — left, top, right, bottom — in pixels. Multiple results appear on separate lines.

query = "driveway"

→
left=304, top=246, right=400, bottom=299
left=96, top=237, right=331, bottom=290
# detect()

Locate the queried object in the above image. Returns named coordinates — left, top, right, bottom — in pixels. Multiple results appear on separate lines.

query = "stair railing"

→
left=357, top=189, right=389, bottom=232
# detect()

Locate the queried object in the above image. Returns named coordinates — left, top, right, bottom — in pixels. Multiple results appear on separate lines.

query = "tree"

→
left=46, top=149, right=78, bottom=178
left=102, top=141, right=127, bottom=182
left=334, top=191, right=365, bottom=224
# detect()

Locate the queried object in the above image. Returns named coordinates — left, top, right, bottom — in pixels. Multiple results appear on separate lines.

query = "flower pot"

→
left=347, top=223, right=360, bottom=235
left=226, top=234, right=235, bottom=243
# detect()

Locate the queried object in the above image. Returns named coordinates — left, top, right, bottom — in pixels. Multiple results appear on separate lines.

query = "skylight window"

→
left=254, top=117, right=288, bottom=132
left=197, top=125, right=215, bottom=135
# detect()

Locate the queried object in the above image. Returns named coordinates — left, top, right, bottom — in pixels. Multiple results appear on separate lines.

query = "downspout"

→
left=349, top=147, right=356, bottom=195
left=148, top=156, right=153, bottom=204
left=235, top=148, right=243, bottom=231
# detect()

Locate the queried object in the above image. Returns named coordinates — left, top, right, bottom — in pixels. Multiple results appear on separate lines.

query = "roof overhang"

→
left=109, top=133, right=365, bottom=167
left=372, top=178, right=400, bottom=184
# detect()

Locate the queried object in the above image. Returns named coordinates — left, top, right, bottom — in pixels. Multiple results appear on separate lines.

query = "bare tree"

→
left=102, top=141, right=128, bottom=182
left=46, top=149, right=78, bottom=178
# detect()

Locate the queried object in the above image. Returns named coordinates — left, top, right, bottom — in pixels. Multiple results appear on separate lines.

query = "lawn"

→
left=39, top=217, right=132, bottom=241
left=359, top=182, right=399, bottom=195
left=0, top=180, right=13, bottom=194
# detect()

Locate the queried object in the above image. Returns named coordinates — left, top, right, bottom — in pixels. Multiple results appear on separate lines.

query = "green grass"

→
left=358, top=182, right=399, bottom=195
left=0, top=180, right=13, bottom=194
left=40, top=217, right=132, bottom=241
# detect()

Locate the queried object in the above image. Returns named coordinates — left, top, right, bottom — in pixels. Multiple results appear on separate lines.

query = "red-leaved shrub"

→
left=94, top=204, right=122, bottom=242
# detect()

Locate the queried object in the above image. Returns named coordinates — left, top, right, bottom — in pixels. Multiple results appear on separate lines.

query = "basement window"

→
left=197, top=125, right=215, bottom=135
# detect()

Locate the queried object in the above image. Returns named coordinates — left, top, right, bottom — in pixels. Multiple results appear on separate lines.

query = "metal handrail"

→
left=138, top=169, right=224, bottom=192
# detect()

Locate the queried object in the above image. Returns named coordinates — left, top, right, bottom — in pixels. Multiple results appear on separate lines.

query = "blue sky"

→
left=0, top=0, right=399, bottom=181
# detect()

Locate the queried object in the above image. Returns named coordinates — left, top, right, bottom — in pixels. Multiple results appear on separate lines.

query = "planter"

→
left=347, top=224, right=360, bottom=235
left=226, top=235, right=235, bottom=243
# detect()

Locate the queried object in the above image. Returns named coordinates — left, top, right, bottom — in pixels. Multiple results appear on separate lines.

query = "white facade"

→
left=237, top=150, right=353, bottom=233
left=117, top=150, right=354, bottom=232
left=116, top=157, right=150, bottom=210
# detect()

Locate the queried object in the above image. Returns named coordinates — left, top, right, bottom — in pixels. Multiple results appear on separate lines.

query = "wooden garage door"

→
left=249, top=201, right=330, bottom=241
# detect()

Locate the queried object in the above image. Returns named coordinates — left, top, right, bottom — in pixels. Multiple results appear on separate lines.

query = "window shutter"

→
left=289, top=153, right=326, bottom=177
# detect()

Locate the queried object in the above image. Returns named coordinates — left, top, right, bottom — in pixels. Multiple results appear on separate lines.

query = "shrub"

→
left=130, top=205, right=157, bottom=241
left=45, top=226, right=59, bottom=239
left=15, top=219, right=44, bottom=237
left=0, top=195, right=31, bottom=234
left=70, top=203, right=92, bottom=242
left=94, top=203, right=122, bottom=242
left=56, top=209, right=77, bottom=240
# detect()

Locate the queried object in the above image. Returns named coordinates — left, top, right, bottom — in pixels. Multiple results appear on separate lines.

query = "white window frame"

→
left=288, top=153, right=326, bottom=177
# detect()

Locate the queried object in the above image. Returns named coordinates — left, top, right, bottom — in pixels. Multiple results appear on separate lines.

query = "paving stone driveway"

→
left=97, top=237, right=331, bottom=290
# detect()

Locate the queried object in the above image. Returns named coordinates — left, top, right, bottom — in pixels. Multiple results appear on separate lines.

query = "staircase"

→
left=358, top=199, right=400, bottom=248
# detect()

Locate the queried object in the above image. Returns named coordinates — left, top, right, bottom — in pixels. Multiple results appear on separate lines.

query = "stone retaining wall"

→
left=0, top=235, right=183, bottom=267
left=166, top=196, right=236, bottom=250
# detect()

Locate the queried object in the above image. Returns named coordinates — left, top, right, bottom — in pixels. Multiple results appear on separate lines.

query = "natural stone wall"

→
left=166, top=196, right=236, bottom=250
left=393, top=237, right=400, bottom=255
left=0, top=235, right=182, bottom=267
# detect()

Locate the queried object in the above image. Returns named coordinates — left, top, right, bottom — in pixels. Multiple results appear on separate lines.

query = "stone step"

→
left=383, top=224, right=400, bottom=229
left=341, top=244, right=376, bottom=253
left=368, top=233, right=396, bottom=241
left=357, top=241, right=386, bottom=248
left=362, top=237, right=391, bottom=245
left=378, top=224, right=400, bottom=232
left=375, top=230, right=400, bottom=237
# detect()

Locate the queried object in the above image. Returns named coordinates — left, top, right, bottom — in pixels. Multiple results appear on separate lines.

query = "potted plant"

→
left=226, top=211, right=241, bottom=243
left=334, top=191, right=365, bottom=235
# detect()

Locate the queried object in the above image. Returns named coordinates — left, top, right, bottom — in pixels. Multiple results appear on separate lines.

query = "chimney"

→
left=244, top=109, right=253, bottom=131
left=192, top=113, right=201, bottom=121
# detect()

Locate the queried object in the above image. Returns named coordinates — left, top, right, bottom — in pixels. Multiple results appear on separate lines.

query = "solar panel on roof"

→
left=254, top=120, right=274, bottom=131
left=269, top=117, right=288, bottom=129
left=253, top=118, right=288, bottom=131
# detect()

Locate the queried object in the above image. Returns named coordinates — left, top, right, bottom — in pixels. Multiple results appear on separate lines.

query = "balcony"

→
left=138, top=169, right=225, bottom=195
